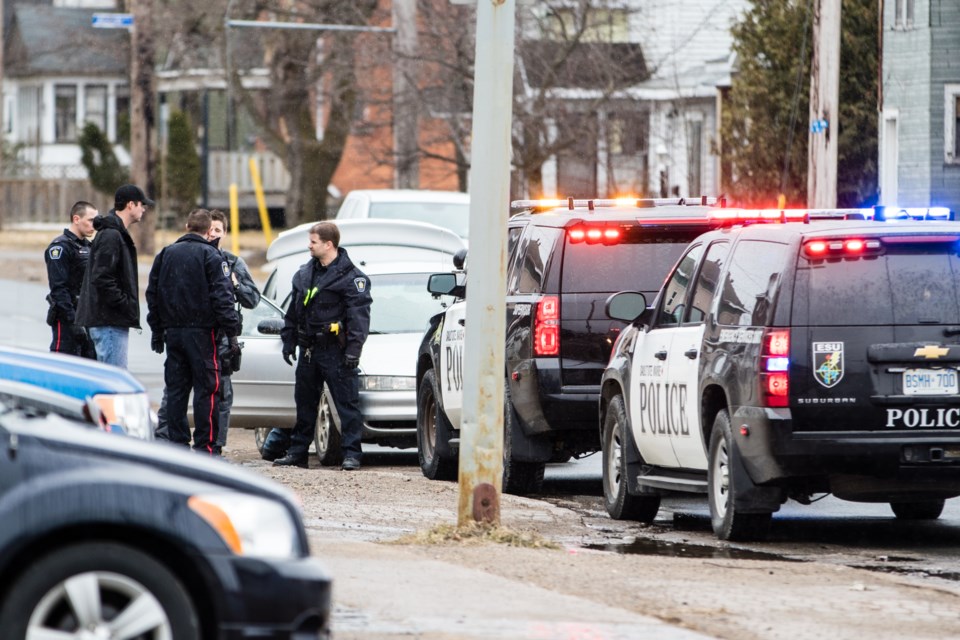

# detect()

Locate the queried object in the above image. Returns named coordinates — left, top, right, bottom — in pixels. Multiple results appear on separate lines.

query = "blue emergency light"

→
left=873, top=206, right=954, bottom=222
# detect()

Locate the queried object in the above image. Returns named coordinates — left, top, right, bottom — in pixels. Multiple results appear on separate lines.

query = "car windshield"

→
left=368, top=202, right=470, bottom=239
left=369, top=272, right=449, bottom=334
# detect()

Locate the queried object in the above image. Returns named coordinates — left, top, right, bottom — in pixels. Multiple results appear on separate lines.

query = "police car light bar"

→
left=708, top=208, right=874, bottom=224
left=873, top=206, right=954, bottom=221
left=511, top=196, right=727, bottom=211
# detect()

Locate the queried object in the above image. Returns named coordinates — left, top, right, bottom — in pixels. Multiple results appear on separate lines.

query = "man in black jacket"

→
left=274, top=221, right=372, bottom=470
left=146, top=209, right=240, bottom=455
left=76, top=184, right=153, bottom=368
left=45, top=201, right=98, bottom=358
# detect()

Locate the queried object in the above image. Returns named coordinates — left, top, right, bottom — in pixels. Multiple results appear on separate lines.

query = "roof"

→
left=510, top=197, right=731, bottom=228
left=6, top=4, right=128, bottom=77
left=521, top=41, right=648, bottom=90
left=701, top=219, right=960, bottom=244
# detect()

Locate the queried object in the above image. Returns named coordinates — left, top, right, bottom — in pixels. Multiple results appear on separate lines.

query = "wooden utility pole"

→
left=393, top=0, right=419, bottom=188
left=807, top=0, right=841, bottom=208
left=129, top=0, right=157, bottom=252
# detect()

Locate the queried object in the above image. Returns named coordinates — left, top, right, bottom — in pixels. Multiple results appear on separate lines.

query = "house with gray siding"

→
left=881, top=0, right=960, bottom=213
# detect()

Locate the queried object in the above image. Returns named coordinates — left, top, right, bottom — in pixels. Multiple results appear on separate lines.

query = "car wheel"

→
left=417, top=369, right=457, bottom=481
left=708, top=409, right=772, bottom=541
left=503, top=385, right=545, bottom=495
left=0, top=542, right=200, bottom=640
left=890, top=499, right=945, bottom=520
left=314, top=387, right=344, bottom=466
left=254, top=427, right=271, bottom=454
left=602, top=394, right=660, bottom=522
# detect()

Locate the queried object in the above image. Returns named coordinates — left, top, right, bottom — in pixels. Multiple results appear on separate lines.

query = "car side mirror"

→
left=258, top=318, right=285, bottom=335
left=605, top=291, right=648, bottom=323
left=428, top=273, right=465, bottom=298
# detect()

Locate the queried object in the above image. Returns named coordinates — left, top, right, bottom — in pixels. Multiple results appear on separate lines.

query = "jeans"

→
left=88, top=326, right=130, bottom=369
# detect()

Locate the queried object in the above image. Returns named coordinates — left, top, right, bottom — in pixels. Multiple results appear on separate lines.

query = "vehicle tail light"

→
left=760, top=328, right=790, bottom=408
left=534, top=295, right=560, bottom=356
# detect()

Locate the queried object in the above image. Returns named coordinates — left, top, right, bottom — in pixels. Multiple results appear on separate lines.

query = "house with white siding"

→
left=880, top=0, right=960, bottom=214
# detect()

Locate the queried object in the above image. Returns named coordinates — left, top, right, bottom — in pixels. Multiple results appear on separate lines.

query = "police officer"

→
left=45, top=201, right=98, bottom=358
left=274, top=221, right=372, bottom=470
left=146, top=209, right=240, bottom=455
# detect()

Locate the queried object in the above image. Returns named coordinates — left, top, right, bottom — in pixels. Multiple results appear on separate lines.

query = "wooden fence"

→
left=0, top=180, right=109, bottom=228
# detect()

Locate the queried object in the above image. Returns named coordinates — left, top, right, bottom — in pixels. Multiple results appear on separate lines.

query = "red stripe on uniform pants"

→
left=207, top=329, right=221, bottom=455
left=55, top=321, right=62, bottom=351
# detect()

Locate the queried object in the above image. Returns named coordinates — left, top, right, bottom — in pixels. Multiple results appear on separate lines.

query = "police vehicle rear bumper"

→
left=519, top=359, right=600, bottom=434
left=733, top=407, right=960, bottom=489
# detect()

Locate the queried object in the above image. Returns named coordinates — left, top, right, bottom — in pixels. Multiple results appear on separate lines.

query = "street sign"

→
left=92, top=13, right=133, bottom=29
left=810, top=118, right=829, bottom=134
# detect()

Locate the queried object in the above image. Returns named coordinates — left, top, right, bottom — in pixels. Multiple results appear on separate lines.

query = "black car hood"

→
left=0, top=411, right=297, bottom=507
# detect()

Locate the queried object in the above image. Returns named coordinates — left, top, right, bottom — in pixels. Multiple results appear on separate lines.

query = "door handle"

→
left=684, top=349, right=698, bottom=359
left=458, top=318, right=465, bottom=326
left=655, top=350, right=668, bottom=361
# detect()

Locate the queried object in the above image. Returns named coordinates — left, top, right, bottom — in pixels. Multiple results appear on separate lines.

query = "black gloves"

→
left=228, top=335, right=241, bottom=357
left=283, top=346, right=297, bottom=366
left=72, top=325, right=88, bottom=341
left=344, top=354, right=360, bottom=370
left=151, top=333, right=164, bottom=354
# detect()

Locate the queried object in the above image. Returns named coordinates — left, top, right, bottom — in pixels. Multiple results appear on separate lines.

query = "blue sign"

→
left=92, top=13, right=134, bottom=29
left=810, top=118, right=829, bottom=134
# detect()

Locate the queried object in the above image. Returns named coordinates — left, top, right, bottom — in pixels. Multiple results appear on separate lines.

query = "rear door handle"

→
left=655, top=350, right=668, bottom=361
left=458, top=318, right=465, bottom=326
left=684, top=349, right=698, bottom=359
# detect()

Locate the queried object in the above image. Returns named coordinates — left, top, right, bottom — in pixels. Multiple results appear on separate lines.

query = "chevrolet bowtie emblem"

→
left=914, top=345, right=950, bottom=359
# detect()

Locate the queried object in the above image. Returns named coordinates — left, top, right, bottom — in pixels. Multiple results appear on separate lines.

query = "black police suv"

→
left=416, top=197, right=729, bottom=494
left=601, top=207, right=960, bottom=540
left=0, top=402, right=331, bottom=638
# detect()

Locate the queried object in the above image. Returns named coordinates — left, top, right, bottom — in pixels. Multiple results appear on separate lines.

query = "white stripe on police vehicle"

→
left=887, top=408, right=960, bottom=428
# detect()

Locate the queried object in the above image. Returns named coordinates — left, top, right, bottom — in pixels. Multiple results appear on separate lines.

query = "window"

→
left=607, top=112, right=648, bottom=156
left=543, top=7, right=628, bottom=42
left=84, top=85, right=107, bottom=133
left=657, top=244, right=704, bottom=328
left=510, top=226, right=561, bottom=294
left=945, top=85, right=960, bottom=164
left=115, top=84, right=130, bottom=144
left=17, top=86, right=42, bottom=143
left=895, top=0, right=914, bottom=28
left=55, top=85, right=77, bottom=142
left=688, top=242, right=729, bottom=324
left=718, top=241, right=789, bottom=327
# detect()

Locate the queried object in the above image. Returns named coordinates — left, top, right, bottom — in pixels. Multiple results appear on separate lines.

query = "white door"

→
left=665, top=324, right=708, bottom=469
left=628, top=328, right=682, bottom=467
left=437, top=301, right=466, bottom=427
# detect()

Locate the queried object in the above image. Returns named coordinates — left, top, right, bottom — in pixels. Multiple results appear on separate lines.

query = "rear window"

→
left=368, top=202, right=470, bottom=239
left=561, top=228, right=703, bottom=294
left=792, top=240, right=960, bottom=325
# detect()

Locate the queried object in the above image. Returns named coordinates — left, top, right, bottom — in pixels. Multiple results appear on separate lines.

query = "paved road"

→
left=5, top=277, right=960, bottom=589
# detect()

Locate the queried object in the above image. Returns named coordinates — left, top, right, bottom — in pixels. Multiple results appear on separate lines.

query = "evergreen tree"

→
left=720, top=0, right=878, bottom=207
left=79, top=122, right=129, bottom=196
left=163, top=110, right=201, bottom=215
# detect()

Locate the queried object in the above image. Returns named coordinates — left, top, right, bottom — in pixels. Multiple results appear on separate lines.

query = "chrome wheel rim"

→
left=712, top=438, right=731, bottom=520
left=28, top=571, right=172, bottom=640
left=604, top=422, right=624, bottom=500
left=317, top=394, right=333, bottom=453
left=254, top=427, right=269, bottom=452
left=422, top=392, right=437, bottom=461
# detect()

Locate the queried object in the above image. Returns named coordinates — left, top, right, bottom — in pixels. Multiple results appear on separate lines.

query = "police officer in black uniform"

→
left=146, top=209, right=240, bottom=455
left=274, top=221, right=372, bottom=470
left=45, top=201, right=99, bottom=358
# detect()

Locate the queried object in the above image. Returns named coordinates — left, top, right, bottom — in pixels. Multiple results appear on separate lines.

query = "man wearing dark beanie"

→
left=76, top=184, right=154, bottom=368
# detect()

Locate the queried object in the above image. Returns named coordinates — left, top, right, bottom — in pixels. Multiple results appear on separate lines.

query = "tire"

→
left=890, top=499, right=945, bottom=520
left=254, top=427, right=271, bottom=454
left=708, top=409, right=772, bottom=541
left=502, top=385, right=545, bottom=495
left=417, top=369, right=458, bottom=481
left=0, top=542, right=200, bottom=640
left=314, top=387, right=344, bottom=466
left=602, top=394, right=660, bottom=522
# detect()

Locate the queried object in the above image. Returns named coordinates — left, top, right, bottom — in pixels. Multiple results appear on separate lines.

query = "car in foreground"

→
left=600, top=206, right=960, bottom=540
left=0, top=345, right=154, bottom=439
left=416, top=196, right=731, bottom=494
left=234, top=261, right=455, bottom=463
left=0, top=401, right=331, bottom=637
left=335, top=188, right=470, bottom=241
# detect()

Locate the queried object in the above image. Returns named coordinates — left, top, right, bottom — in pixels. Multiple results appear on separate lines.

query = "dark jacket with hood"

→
left=281, top=247, right=372, bottom=359
left=145, top=234, right=240, bottom=337
left=76, top=212, right=140, bottom=329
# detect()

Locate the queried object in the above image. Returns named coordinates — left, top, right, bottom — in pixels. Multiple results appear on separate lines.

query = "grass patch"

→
left=389, top=522, right=561, bottom=550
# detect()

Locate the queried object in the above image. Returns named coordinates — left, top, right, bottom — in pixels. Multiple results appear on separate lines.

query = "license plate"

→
left=902, top=369, right=959, bottom=396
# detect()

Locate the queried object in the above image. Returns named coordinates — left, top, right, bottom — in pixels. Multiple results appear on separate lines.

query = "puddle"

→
left=583, top=537, right=797, bottom=562
left=859, top=564, right=960, bottom=583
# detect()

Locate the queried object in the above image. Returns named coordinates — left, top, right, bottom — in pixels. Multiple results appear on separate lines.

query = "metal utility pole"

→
left=807, top=0, right=841, bottom=208
left=129, top=0, right=157, bottom=252
left=393, top=0, right=419, bottom=188
left=457, top=0, right=516, bottom=527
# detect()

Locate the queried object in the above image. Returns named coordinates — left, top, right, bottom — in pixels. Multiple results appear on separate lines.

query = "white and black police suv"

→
left=600, top=206, right=960, bottom=540
left=416, top=196, right=730, bottom=494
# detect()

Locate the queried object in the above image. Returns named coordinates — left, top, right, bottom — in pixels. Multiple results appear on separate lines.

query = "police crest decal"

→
left=221, top=261, right=230, bottom=277
left=812, top=341, right=844, bottom=388
left=49, top=246, right=62, bottom=260
left=354, top=277, right=366, bottom=292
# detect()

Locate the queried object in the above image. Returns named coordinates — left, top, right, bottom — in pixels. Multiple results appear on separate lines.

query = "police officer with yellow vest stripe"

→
left=274, top=221, right=372, bottom=470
